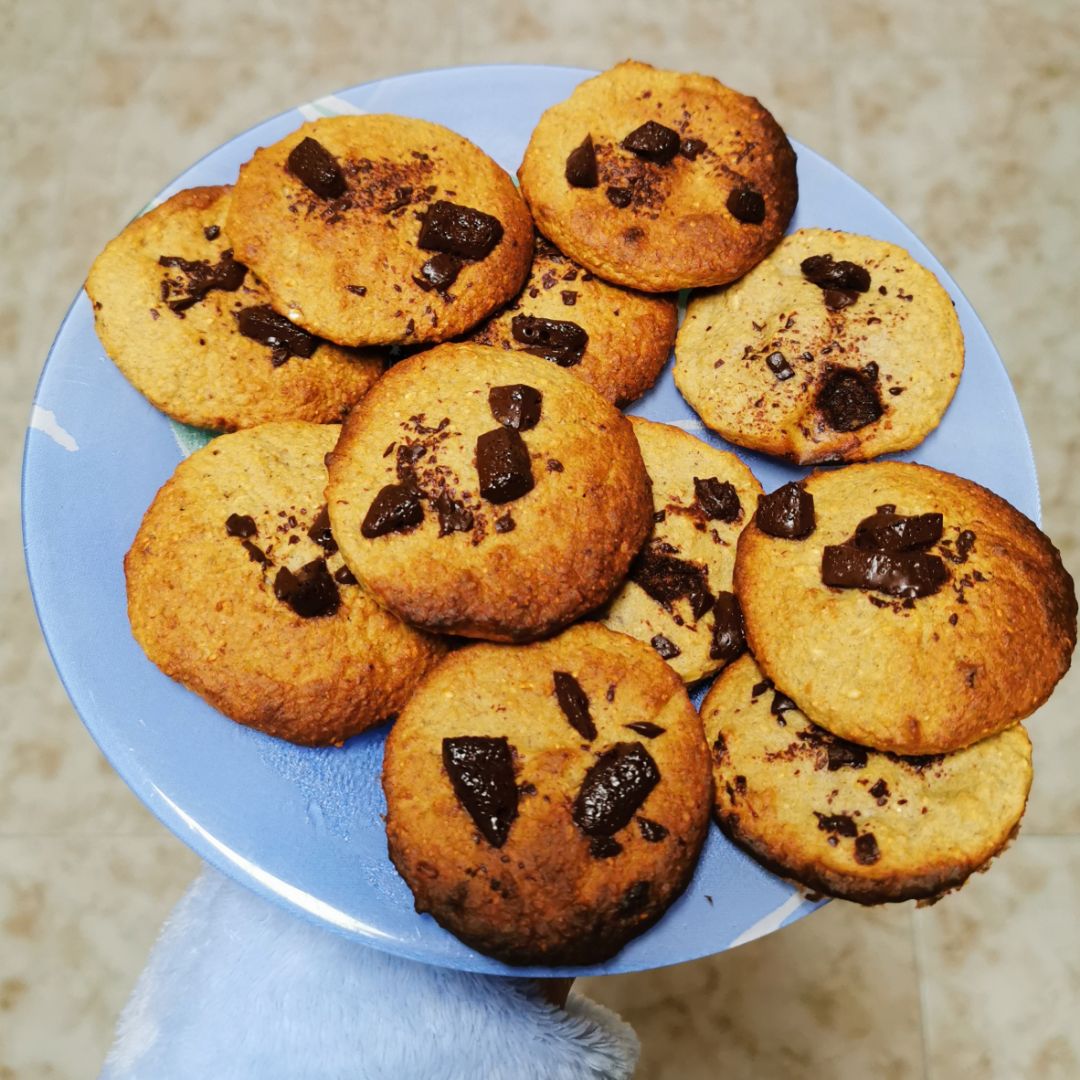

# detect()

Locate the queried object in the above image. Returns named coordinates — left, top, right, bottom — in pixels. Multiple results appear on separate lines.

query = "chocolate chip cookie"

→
left=326, top=342, right=653, bottom=642
left=734, top=463, right=1077, bottom=754
left=600, top=418, right=761, bottom=682
left=86, top=186, right=384, bottom=431
left=125, top=422, right=446, bottom=745
left=705, top=654, right=1031, bottom=903
left=383, top=622, right=712, bottom=965
left=518, top=60, right=797, bottom=292
left=675, top=228, right=964, bottom=464
left=467, top=236, right=677, bottom=406
left=226, top=116, right=533, bottom=346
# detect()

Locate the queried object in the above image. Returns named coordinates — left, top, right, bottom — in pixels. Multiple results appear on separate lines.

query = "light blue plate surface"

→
left=22, top=65, right=1037, bottom=976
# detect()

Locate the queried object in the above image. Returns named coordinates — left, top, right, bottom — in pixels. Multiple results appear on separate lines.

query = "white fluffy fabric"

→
left=100, top=868, right=639, bottom=1079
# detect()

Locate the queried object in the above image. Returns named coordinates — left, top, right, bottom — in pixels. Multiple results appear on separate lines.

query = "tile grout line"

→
left=909, top=905, right=934, bottom=1080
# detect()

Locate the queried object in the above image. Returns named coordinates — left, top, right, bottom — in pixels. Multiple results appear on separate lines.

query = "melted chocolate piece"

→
left=553, top=671, right=596, bottom=741
left=619, top=881, right=651, bottom=916
left=814, top=812, right=857, bottom=837
left=225, top=513, right=257, bottom=539
left=413, top=253, right=462, bottom=292
left=333, top=564, right=358, bottom=585
left=756, top=483, right=815, bottom=539
left=637, top=817, right=668, bottom=843
left=818, top=367, right=883, bottom=432
left=236, top=305, right=318, bottom=366
left=630, top=548, right=714, bottom=620
left=434, top=491, right=474, bottom=537
left=823, top=288, right=859, bottom=312
left=800, top=254, right=871, bottom=294
left=307, top=506, right=338, bottom=554
left=622, top=121, right=681, bottom=164
left=694, top=477, right=741, bottom=522
left=488, top=384, right=542, bottom=431
left=476, top=427, right=534, bottom=504
left=650, top=635, right=681, bottom=659
left=510, top=314, right=588, bottom=367
left=442, top=736, right=519, bottom=848
left=418, top=200, right=503, bottom=260
left=822, top=546, right=949, bottom=598
left=726, top=187, right=766, bottom=225
left=765, top=350, right=795, bottom=380
left=855, top=510, right=943, bottom=552
left=286, top=137, right=347, bottom=199
left=242, top=541, right=268, bottom=565
left=606, top=186, right=632, bottom=208
left=273, top=559, right=340, bottom=618
left=565, top=134, right=599, bottom=187
left=396, top=443, right=427, bottom=481
left=826, top=738, right=869, bottom=771
left=590, top=837, right=623, bottom=859
left=854, top=833, right=880, bottom=865
left=771, top=691, right=798, bottom=717
left=203, top=224, right=220, bottom=241
left=158, top=249, right=247, bottom=312
left=360, top=483, right=424, bottom=538
left=679, top=137, right=707, bottom=160
left=710, top=592, right=746, bottom=662
left=624, top=722, right=665, bottom=739
left=573, top=742, right=660, bottom=837
left=494, top=514, right=515, bottom=533
left=887, top=751, right=946, bottom=771
left=954, top=530, right=976, bottom=562
left=869, top=779, right=890, bottom=803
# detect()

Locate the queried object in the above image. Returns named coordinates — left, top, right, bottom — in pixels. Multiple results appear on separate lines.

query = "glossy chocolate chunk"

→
left=241, top=541, right=268, bottom=565
left=771, top=691, right=798, bottom=717
left=418, top=200, right=503, bottom=260
left=565, top=134, right=599, bottom=187
left=814, top=812, right=857, bottom=837
left=158, top=249, right=247, bottom=312
left=694, top=477, right=741, bottom=522
left=553, top=671, right=596, bottom=741
left=679, top=137, right=707, bottom=160
left=488, top=384, right=542, bottom=431
left=756, top=483, right=815, bottom=539
left=434, top=491, right=473, bottom=537
left=590, top=837, right=623, bottom=859
left=956, top=530, right=976, bottom=561
left=203, top=224, right=220, bottom=241
left=333, top=564, right=358, bottom=586
left=817, top=367, right=883, bottom=432
left=854, top=510, right=944, bottom=552
left=307, top=506, right=338, bottom=554
left=630, top=548, right=714, bottom=620
left=624, top=722, right=665, bottom=739
left=573, top=742, right=660, bottom=837
left=709, top=592, right=746, bottom=663
left=606, top=186, right=632, bottom=208
left=637, top=817, right=669, bottom=843
left=442, top=736, right=519, bottom=848
left=510, top=314, right=588, bottom=367
left=413, top=253, right=462, bottom=292
left=395, top=443, right=427, bottom=481
left=854, top=833, right=881, bottom=865
left=765, top=350, right=795, bottom=381
left=273, top=559, right=340, bottom=618
left=225, top=513, right=257, bottom=539
left=622, top=121, right=680, bottom=164
left=286, top=137, right=347, bottom=200
left=800, top=254, right=871, bottom=294
left=476, top=427, right=534, bottom=505
left=650, top=634, right=681, bottom=659
left=236, top=305, right=318, bottom=366
left=726, top=187, right=766, bottom=225
left=360, top=483, right=424, bottom=538
left=822, top=546, right=949, bottom=598
left=822, top=288, right=859, bottom=312
left=826, top=737, right=869, bottom=771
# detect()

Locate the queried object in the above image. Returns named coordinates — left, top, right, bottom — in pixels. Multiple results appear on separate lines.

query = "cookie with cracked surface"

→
left=383, top=622, right=712, bottom=965
left=467, top=236, right=677, bottom=406
left=517, top=60, right=797, bottom=292
left=675, top=228, right=964, bottom=464
left=734, top=462, right=1076, bottom=754
left=125, top=422, right=446, bottom=745
left=599, top=417, right=762, bottom=682
left=85, top=186, right=384, bottom=431
left=705, top=654, right=1031, bottom=904
left=326, top=342, right=653, bottom=642
left=226, top=116, right=533, bottom=346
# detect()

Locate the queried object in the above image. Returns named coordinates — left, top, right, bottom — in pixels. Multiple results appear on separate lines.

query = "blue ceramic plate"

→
left=23, top=65, right=1037, bottom=976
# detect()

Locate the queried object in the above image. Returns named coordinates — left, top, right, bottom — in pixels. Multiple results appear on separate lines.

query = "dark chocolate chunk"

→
left=694, top=477, right=741, bottom=522
left=590, top=836, right=623, bottom=859
left=395, top=443, right=426, bottom=481
left=494, top=514, right=515, bottom=533
left=333, top=564, right=358, bottom=585
left=360, top=483, right=424, bottom=538
left=622, top=121, right=680, bottom=164
left=286, top=137, right=347, bottom=200
left=241, top=541, right=269, bottom=565
left=765, top=350, right=795, bottom=380
left=756, top=483, right=815, bottom=539
left=236, top=305, right=318, bottom=366
left=726, top=186, right=766, bottom=225
left=203, top=224, right=220, bottom=241
left=751, top=678, right=773, bottom=698
left=606, top=186, right=633, bottom=208
left=650, top=634, right=681, bottom=660
left=418, top=200, right=503, bottom=260
left=488, top=384, right=542, bottom=431
left=158, top=249, right=247, bottom=312
left=225, top=513, right=257, bottom=539
left=573, top=742, right=661, bottom=837
left=306, top=506, right=338, bottom=554
left=869, top=779, right=890, bottom=803
left=273, top=559, right=340, bottom=618
left=817, top=367, right=883, bottom=432
left=560, top=290, right=577, bottom=306
left=771, top=691, right=798, bottom=717
left=955, top=530, right=976, bottom=562
left=712, top=732, right=727, bottom=759
left=413, top=253, right=463, bottom=292
left=679, top=137, right=708, bottom=160
left=434, top=491, right=474, bottom=537
left=510, top=314, right=588, bottom=367
left=476, top=427, right=534, bottom=504
left=553, top=671, right=596, bottom=741
left=800, top=254, right=871, bottom=294
left=381, top=185, right=413, bottom=213
left=624, top=722, right=665, bottom=739
left=637, top=817, right=668, bottom=843
left=565, top=134, right=599, bottom=187
left=814, top=812, right=857, bottom=837
left=822, top=546, right=949, bottom=599
left=442, top=736, right=519, bottom=848
left=710, top=592, right=746, bottom=663
left=630, top=548, right=714, bottom=620
left=826, top=738, right=869, bottom=771
left=618, top=881, right=651, bottom=916
left=823, top=288, right=859, bottom=312
left=854, top=833, right=880, bottom=865
left=346, top=284, right=368, bottom=297
left=855, top=510, right=944, bottom=552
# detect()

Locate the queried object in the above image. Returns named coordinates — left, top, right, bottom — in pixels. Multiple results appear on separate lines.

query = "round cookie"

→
left=675, top=228, right=964, bottom=464
left=704, top=654, right=1031, bottom=904
left=326, top=342, right=654, bottom=642
left=467, top=236, right=677, bottom=406
left=125, top=422, right=446, bottom=745
left=86, top=186, right=384, bottom=431
left=517, top=60, right=797, bottom=292
left=600, top=418, right=762, bottom=682
left=226, top=116, right=533, bottom=346
left=734, top=462, right=1077, bottom=754
left=383, top=622, right=712, bottom=965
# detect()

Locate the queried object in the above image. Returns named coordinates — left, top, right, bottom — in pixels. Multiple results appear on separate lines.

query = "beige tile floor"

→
left=3, top=1, right=1078, bottom=1076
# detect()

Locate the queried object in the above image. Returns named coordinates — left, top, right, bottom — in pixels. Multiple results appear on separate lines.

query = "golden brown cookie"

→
left=85, top=186, right=384, bottom=431
left=125, top=422, right=446, bottom=745
left=600, top=418, right=762, bottom=682
left=383, top=623, right=712, bottom=965
left=734, top=463, right=1077, bottom=754
left=226, top=116, right=533, bottom=347
left=467, top=236, right=677, bottom=406
left=326, top=342, right=653, bottom=642
left=517, top=60, right=797, bottom=292
left=675, top=229, right=964, bottom=464
left=704, top=654, right=1031, bottom=904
